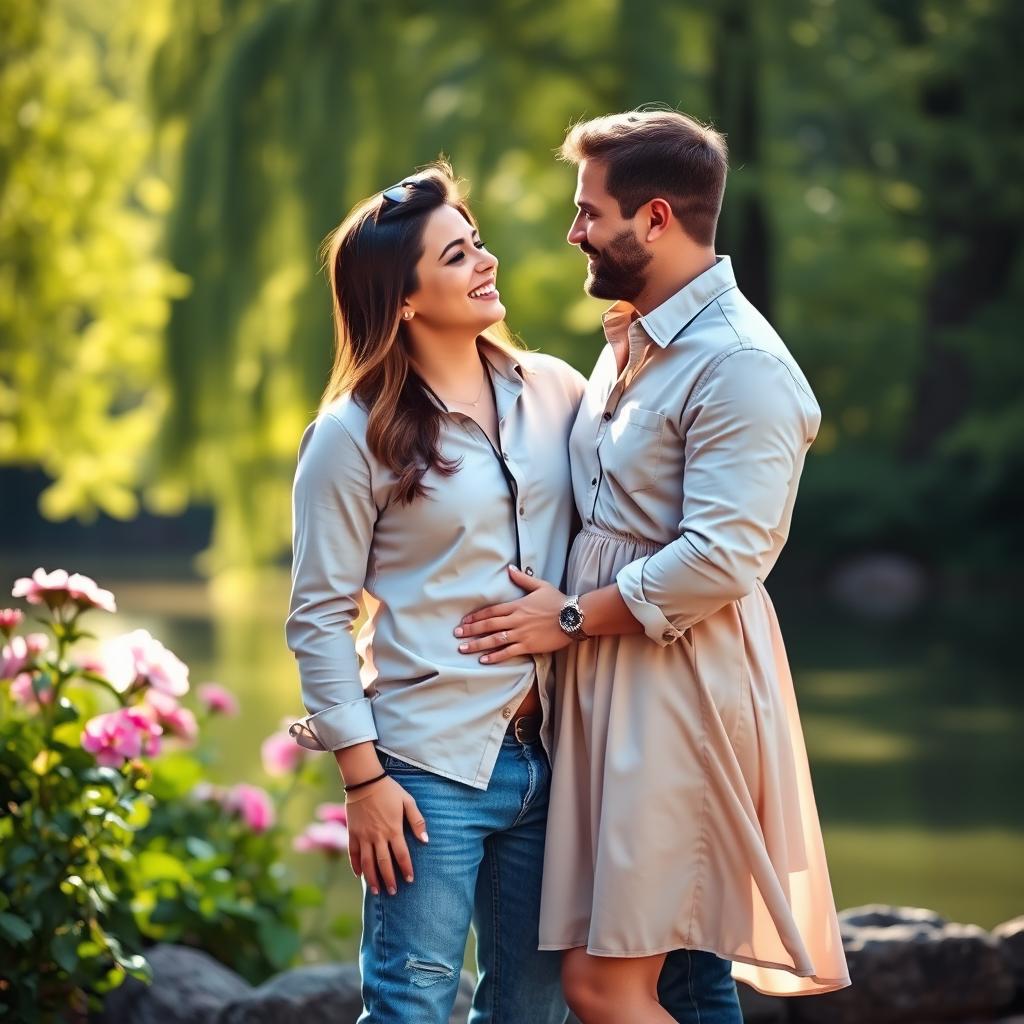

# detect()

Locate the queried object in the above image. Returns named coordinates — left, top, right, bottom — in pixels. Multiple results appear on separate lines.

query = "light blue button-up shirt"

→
left=285, top=339, right=585, bottom=789
left=568, top=255, right=822, bottom=643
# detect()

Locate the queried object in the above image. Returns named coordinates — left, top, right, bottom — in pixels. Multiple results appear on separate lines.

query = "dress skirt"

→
left=537, top=525, right=851, bottom=996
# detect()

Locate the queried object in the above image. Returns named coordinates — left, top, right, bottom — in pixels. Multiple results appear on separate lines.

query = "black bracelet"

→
left=344, top=770, right=388, bottom=794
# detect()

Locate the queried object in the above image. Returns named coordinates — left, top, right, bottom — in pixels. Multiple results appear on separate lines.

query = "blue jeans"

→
left=357, top=734, right=568, bottom=1024
left=659, top=948, right=743, bottom=1023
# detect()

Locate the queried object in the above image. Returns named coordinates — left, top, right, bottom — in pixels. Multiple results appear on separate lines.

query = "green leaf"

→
left=148, top=752, right=203, bottom=800
left=103, top=811, right=132, bottom=834
left=257, top=918, right=301, bottom=969
left=53, top=699, right=79, bottom=725
left=184, top=835, right=216, bottom=860
left=52, top=810, right=81, bottom=839
left=59, top=874, right=86, bottom=896
left=83, top=766, right=124, bottom=789
left=218, top=899, right=261, bottom=921
left=0, top=912, right=33, bottom=943
left=123, top=800, right=152, bottom=829
left=148, top=899, right=182, bottom=925
left=51, top=930, right=80, bottom=973
left=122, top=956, right=152, bottom=982
left=8, top=844, right=36, bottom=869
left=136, top=850, right=191, bottom=885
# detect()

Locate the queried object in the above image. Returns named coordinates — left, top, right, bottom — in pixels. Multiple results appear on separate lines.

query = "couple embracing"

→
left=285, top=109, right=851, bottom=1023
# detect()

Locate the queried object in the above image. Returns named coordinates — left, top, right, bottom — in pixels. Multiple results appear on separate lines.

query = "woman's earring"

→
left=402, top=311, right=413, bottom=321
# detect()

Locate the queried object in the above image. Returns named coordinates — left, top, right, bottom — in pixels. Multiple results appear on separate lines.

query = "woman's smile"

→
left=469, top=278, right=499, bottom=301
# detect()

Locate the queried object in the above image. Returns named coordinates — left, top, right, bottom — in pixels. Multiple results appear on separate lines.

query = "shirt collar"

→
left=419, top=336, right=525, bottom=413
left=601, top=255, right=736, bottom=350
left=477, top=336, right=526, bottom=391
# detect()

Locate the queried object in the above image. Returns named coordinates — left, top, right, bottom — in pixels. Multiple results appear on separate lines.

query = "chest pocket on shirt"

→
left=605, top=405, right=665, bottom=494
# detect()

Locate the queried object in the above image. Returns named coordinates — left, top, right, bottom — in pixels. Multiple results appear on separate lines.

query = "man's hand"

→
left=454, top=565, right=572, bottom=663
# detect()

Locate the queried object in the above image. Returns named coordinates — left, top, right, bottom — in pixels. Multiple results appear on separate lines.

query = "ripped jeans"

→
left=356, top=733, right=567, bottom=1024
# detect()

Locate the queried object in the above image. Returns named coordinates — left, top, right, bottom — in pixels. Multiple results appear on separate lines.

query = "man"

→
left=456, top=110, right=850, bottom=1022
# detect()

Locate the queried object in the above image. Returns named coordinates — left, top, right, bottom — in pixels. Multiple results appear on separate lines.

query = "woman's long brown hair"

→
left=318, top=160, right=522, bottom=505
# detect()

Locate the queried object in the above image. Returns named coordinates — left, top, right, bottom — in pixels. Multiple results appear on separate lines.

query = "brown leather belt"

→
left=506, top=713, right=541, bottom=743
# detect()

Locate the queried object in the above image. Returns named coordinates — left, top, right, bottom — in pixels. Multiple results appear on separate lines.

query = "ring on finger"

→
left=500, top=630, right=510, bottom=644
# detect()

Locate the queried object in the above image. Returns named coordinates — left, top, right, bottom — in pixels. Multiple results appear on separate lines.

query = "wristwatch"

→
left=558, top=595, right=589, bottom=641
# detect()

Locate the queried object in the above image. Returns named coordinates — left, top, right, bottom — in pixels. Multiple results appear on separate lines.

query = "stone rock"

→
left=994, top=916, right=1024, bottom=994
left=217, top=963, right=362, bottom=1024
left=93, top=943, right=252, bottom=1024
left=793, top=908, right=1016, bottom=1024
left=827, top=554, right=927, bottom=619
left=839, top=904, right=947, bottom=932
left=218, top=961, right=475, bottom=1024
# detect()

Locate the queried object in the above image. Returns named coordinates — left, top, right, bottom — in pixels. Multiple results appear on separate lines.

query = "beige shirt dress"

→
left=537, top=257, right=852, bottom=997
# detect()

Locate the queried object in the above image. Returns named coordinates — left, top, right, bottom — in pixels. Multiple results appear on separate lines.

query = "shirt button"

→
left=502, top=451, right=509, bottom=461
left=587, top=517, right=593, bottom=524
left=591, top=477, right=597, bottom=486
left=602, top=412, right=611, bottom=421
left=662, top=630, right=675, bottom=642
left=519, top=505, right=526, bottom=515
left=502, top=707, right=513, bottom=719
left=524, top=566, right=534, bottom=576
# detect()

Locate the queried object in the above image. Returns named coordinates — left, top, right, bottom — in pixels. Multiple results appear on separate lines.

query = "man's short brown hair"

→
left=560, top=109, right=728, bottom=247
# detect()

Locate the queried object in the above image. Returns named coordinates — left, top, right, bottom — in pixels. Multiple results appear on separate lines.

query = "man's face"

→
left=567, top=159, right=651, bottom=302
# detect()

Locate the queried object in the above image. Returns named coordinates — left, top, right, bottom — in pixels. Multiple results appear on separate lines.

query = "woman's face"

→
left=403, top=204, right=504, bottom=332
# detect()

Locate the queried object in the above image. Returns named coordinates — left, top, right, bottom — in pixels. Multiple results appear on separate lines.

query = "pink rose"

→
left=1, top=635, right=29, bottom=678
left=12, top=568, right=70, bottom=608
left=25, top=633, right=49, bottom=656
left=0, top=608, right=24, bottom=633
left=0, top=634, right=44, bottom=678
left=10, top=672, right=53, bottom=708
left=315, top=802, right=349, bottom=826
left=143, top=689, right=198, bottom=745
left=81, top=707, right=163, bottom=768
left=261, top=729, right=309, bottom=777
left=223, top=783, right=275, bottom=833
left=196, top=682, right=239, bottom=717
left=66, top=573, right=117, bottom=614
left=11, top=568, right=116, bottom=614
left=71, top=650, right=106, bottom=674
left=293, top=820, right=349, bottom=856
left=100, top=629, right=189, bottom=696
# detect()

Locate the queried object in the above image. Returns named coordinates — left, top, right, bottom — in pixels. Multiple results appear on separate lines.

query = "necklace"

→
left=437, top=372, right=487, bottom=408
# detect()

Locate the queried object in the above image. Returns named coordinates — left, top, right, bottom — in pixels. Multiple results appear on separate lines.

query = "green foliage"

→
left=0, top=699, right=155, bottom=1019
left=0, top=0, right=188, bottom=523
left=2, top=0, right=1021, bottom=573
left=0, top=580, right=311, bottom=1020
left=147, top=0, right=1024, bottom=574
left=130, top=776, right=305, bottom=983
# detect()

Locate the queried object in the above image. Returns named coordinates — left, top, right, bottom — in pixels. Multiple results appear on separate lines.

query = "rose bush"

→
left=0, top=568, right=354, bottom=1023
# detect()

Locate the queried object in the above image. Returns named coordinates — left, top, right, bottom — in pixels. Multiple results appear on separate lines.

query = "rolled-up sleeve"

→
left=616, top=348, right=817, bottom=646
left=285, top=413, right=379, bottom=750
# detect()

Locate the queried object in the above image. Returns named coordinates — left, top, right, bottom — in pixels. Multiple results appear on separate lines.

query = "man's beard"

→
left=582, top=229, right=652, bottom=301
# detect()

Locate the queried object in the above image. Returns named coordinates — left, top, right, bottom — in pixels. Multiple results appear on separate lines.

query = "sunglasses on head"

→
left=377, top=176, right=431, bottom=213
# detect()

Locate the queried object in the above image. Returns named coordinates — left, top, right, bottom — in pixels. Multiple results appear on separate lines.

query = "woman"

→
left=284, top=162, right=584, bottom=1023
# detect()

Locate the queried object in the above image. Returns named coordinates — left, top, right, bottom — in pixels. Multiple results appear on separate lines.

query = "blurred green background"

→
left=2, top=0, right=1022, bottom=958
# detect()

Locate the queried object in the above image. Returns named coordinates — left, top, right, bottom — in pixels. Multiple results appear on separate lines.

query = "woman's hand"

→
left=454, top=565, right=572, bottom=664
left=345, top=777, right=428, bottom=896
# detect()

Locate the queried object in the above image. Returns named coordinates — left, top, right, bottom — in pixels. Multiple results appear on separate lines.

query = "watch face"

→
left=559, top=605, right=582, bottom=631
